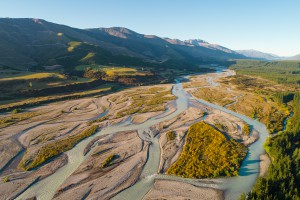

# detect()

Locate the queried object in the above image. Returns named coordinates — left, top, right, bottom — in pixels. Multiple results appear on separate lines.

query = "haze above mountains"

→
left=0, top=18, right=299, bottom=70
left=236, top=49, right=300, bottom=61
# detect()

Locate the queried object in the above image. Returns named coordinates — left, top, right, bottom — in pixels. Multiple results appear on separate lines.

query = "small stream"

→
left=17, top=68, right=269, bottom=200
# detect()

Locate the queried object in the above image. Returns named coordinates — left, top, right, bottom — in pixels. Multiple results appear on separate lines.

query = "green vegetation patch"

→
left=167, top=122, right=247, bottom=178
left=76, top=65, right=150, bottom=77
left=101, top=154, right=117, bottom=168
left=11, top=108, right=23, bottom=114
left=89, top=87, right=176, bottom=124
left=0, top=72, right=65, bottom=82
left=192, top=87, right=236, bottom=107
left=68, top=41, right=82, bottom=52
left=242, top=94, right=300, bottom=200
left=222, top=75, right=290, bottom=133
left=75, top=65, right=104, bottom=71
left=0, top=111, right=40, bottom=129
left=0, top=85, right=113, bottom=113
left=115, top=88, right=176, bottom=118
left=229, top=60, right=300, bottom=85
left=81, top=52, right=95, bottom=62
left=89, top=116, right=109, bottom=124
left=166, top=131, right=176, bottom=141
left=243, top=124, right=251, bottom=136
left=214, top=122, right=228, bottom=132
left=3, top=176, right=10, bottom=183
left=246, top=128, right=300, bottom=199
left=19, top=125, right=98, bottom=171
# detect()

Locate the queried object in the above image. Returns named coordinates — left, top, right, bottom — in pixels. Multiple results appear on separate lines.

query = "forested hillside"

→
left=229, top=60, right=300, bottom=85
left=244, top=94, right=300, bottom=200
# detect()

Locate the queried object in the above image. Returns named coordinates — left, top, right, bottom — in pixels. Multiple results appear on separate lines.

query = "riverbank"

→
left=144, top=180, right=223, bottom=200
left=1, top=67, right=271, bottom=200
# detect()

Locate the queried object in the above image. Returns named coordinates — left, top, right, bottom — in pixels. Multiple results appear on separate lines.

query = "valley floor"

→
left=0, top=67, right=277, bottom=200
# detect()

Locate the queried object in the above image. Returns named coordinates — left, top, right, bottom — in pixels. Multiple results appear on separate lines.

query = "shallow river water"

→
left=17, top=69, right=269, bottom=200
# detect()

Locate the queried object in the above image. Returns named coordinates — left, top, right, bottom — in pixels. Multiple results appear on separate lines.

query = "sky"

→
left=0, top=0, right=299, bottom=56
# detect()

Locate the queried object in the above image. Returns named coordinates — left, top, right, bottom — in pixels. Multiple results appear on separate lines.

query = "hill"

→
left=287, top=54, right=300, bottom=60
left=0, top=18, right=245, bottom=70
left=237, top=50, right=300, bottom=61
left=236, top=50, right=282, bottom=60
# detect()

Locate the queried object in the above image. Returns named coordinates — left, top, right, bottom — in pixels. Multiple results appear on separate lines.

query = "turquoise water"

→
left=193, top=98, right=268, bottom=200
left=17, top=69, right=268, bottom=200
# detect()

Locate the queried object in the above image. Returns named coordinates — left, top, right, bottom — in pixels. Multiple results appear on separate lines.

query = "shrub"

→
left=101, top=154, right=117, bottom=168
left=12, top=108, right=22, bottom=114
left=166, top=131, right=176, bottom=141
left=243, top=124, right=251, bottom=136
left=3, top=176, right=10, bottom=183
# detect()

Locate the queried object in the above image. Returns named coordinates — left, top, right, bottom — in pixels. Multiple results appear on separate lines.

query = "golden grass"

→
left=167, top=122, right=247, bottom=178
left=227, top=94, right=289, bottom=133
left=103, top=67, right=149, bottom=77
left=190, top=74, right=290, bottom=134
left=0, top=73, right=66, bottom=81
left=192, top=87, right=237, bottom=107
left=0, top=111, right=41, bottom=129
left=67, top=41, right=82, bottom=52
left=81, top=52, right=95, bottom=61
left=222, top=75, right=291, bottom=133
left=183, top=79, right=208, bottom=88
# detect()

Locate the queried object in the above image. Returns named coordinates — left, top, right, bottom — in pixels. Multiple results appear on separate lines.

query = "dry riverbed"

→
left=144, top=180, right=223, bottom=200
left=0, top=69, right=271, bottom=200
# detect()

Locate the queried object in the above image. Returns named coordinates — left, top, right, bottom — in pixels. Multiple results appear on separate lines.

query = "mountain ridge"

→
left=236, top=49, right=282, bottom=60
left=0, top=18, right=245, bottom=70
left=237, top=49, right=300, bottom=61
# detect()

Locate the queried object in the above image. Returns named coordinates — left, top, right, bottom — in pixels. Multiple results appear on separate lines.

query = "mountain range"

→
left=236, top=49, right=300, bottom=61
left=1, top=18, right=299, bottom=71
left=0, top=18, right=245, bottom=71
